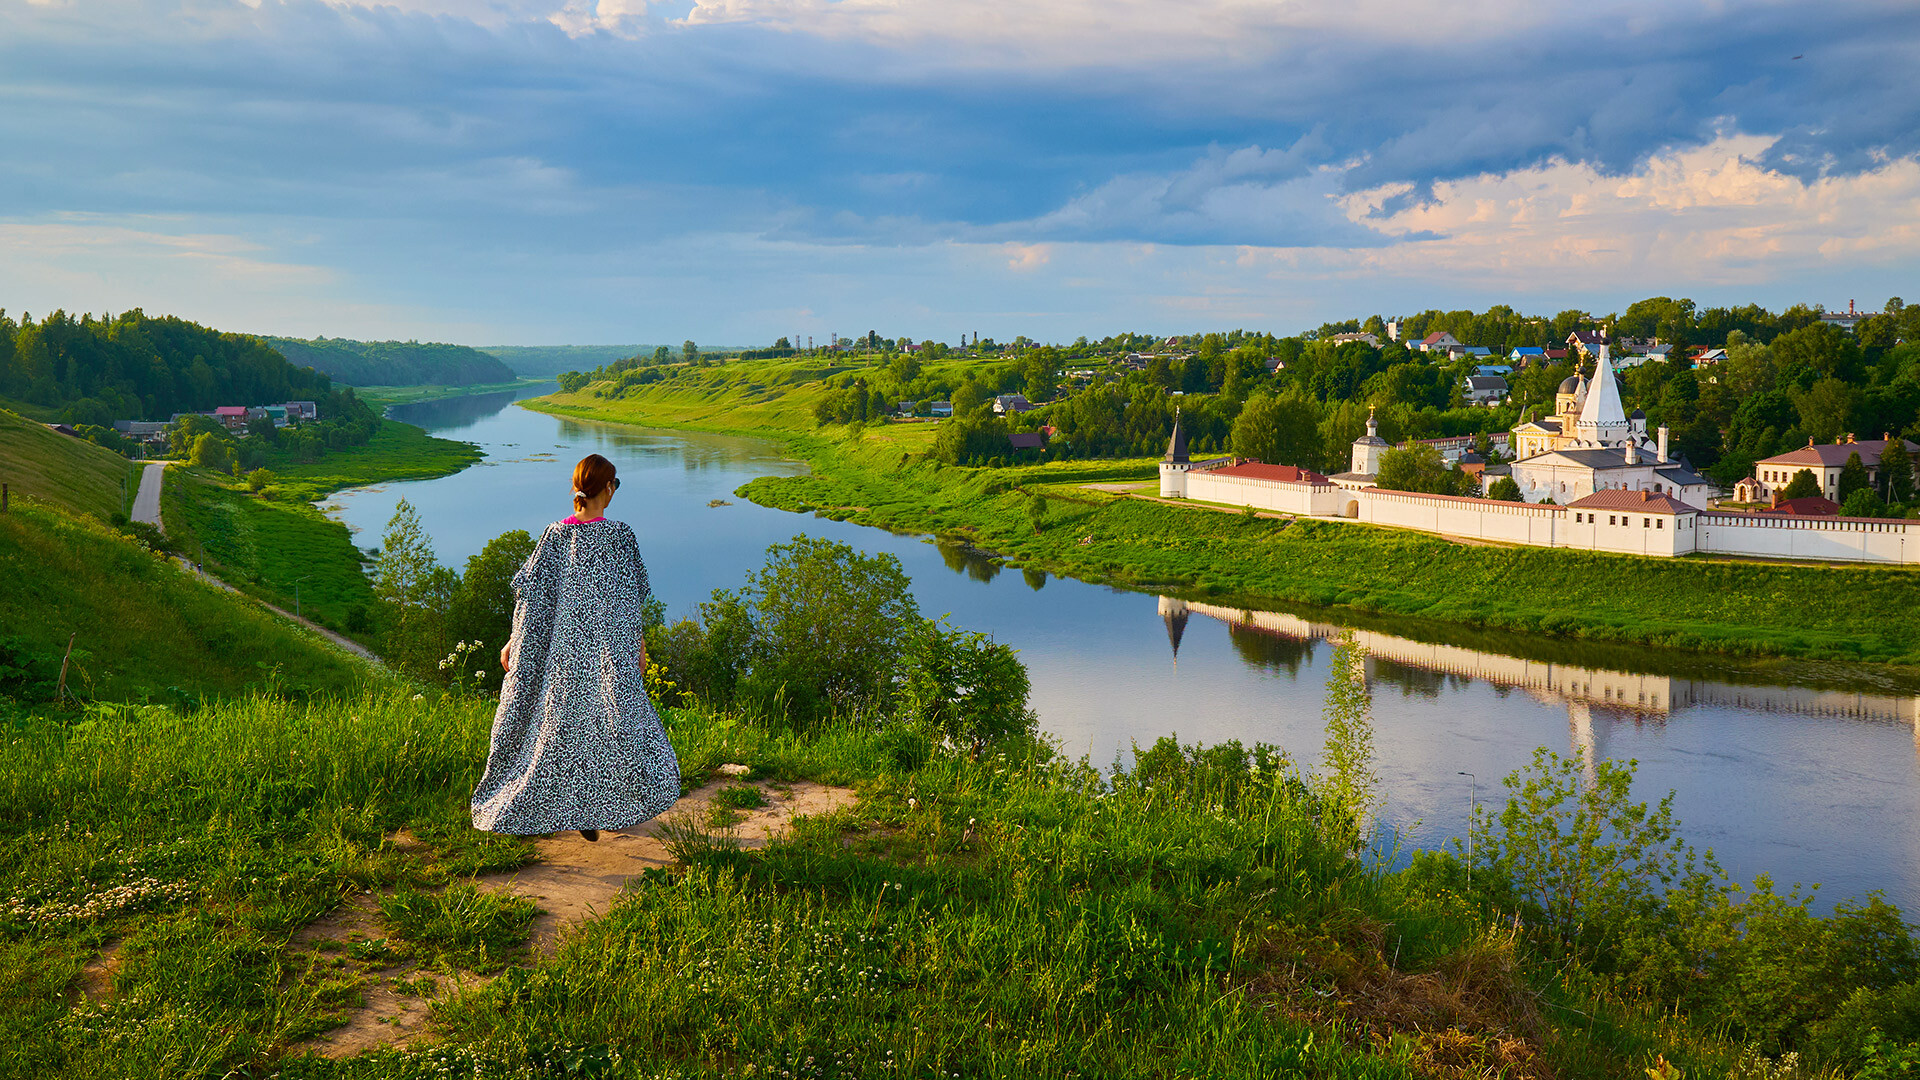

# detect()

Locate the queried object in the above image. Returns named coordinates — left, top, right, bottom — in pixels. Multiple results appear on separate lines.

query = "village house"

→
left=1463, top=374, right=1508, bottom=405
left=1566, top=330, right=1610, bottom=360
left=1746, top=435, right=1919, bottom=503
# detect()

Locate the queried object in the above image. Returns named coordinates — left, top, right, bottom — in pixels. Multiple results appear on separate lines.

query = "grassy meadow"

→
left=0, top=688, right=1792, bottom=1080
left=0, top=504, right=376, bottom=702
left=160, top=420, right=482, bottom=636
left=0, top=408, right=136, bottom=521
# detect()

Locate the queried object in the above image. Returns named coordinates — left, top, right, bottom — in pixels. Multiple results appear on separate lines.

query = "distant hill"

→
left=268, top=337, right=516, bottom=387
left=478, top=345, right=651, bottom=377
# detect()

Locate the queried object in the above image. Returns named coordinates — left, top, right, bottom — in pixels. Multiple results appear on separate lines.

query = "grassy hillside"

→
left=268, top=338, right=516, bottom=388
left=161, top=421, right=481, bottom=637
left=532, top=356, right=891, bottom=434
left=0, top=504, right=376, bottom=702
left=0, top=408, right=135, bottom=520
left=0, top=692, right=1817, bottom=1080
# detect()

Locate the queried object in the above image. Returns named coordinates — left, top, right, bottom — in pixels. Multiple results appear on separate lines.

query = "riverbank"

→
left=161, top=419, right=482, bottom=639
left=0, top=688, right=1835, bottom=1079
left=524, top=392, right=1920, bottom=668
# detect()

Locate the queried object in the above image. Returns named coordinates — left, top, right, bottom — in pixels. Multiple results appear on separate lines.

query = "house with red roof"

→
left=212, top=406, right=248, bottom=431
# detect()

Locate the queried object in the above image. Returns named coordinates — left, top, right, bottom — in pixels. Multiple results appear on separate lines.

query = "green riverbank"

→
left=524, top=392, right=1920, bottom=668
left=162, top=419, right=482, bottom=640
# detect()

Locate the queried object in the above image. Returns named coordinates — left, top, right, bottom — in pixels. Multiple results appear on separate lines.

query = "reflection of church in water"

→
left=1157, top=596, right=1920, bottom=763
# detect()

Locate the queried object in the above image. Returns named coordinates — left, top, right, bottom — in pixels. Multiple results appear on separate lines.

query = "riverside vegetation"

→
left=528, top=377, right=1920, bottom=666
left=2, top=473, right=1917, bottom=1075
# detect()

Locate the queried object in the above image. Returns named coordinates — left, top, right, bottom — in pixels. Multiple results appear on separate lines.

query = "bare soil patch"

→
left=295, top=774, right=856, bottom=1059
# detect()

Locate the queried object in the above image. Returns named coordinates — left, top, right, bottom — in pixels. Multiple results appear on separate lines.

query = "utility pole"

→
left=1457, top=771, right=1476, bottom=890
left=294, top=574, right=312, bottom=619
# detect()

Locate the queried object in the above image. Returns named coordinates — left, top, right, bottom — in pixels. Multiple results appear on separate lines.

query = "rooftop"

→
left=1212, top=462, right=1331, bottom=485
left=1566, top=489, right=1696, bottom=514
left=1760, top=437, right=1917, bottom=469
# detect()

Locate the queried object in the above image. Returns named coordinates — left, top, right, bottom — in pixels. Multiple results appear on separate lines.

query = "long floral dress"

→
left=471, top=518, right=680, bottom=834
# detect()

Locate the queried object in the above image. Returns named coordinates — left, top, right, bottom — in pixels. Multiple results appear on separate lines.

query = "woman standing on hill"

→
left=471, top=453, right=680, bottom=841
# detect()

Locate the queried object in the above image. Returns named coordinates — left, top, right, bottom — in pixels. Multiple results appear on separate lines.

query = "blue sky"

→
left=2, top=0, right=1917, bottom=345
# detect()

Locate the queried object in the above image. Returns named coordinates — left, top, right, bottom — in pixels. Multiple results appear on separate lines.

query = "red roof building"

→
left=1210, top=462, right=1332, bottom=485
left=1758, top=496, right=1841, bottom=517
left=1566, top=489, right=1697, bottom=515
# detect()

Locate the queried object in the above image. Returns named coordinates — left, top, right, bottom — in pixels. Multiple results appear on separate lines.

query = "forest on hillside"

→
left=0, top=308, right=356, bottom=426
left=267, top=336, right=515, bottom=387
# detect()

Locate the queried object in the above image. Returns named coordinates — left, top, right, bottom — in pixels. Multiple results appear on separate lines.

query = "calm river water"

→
left=327, top=384, right=1920, bottom=912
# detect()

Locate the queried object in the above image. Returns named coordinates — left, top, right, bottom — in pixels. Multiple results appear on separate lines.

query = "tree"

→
left=1488, top=475, right=1523, bottom=501
left=889, top=351, right=921, bottom=386
left=741, top=536, right=921, bottom=724
left=374, top=499, right=441, bottom=610
left=1879, top=438, right=1912, bottom=503
left=682, top=340, right=698, bottom=363
left=653, top=345, right=671, bottom=364
left=1792, top=378, right=1858, bottom=445
left=1837, top=452, right=1871, bottom=502
left=1376, top=444, right=1474, bottom=496
left=189, top=431, right=231, bottom=472
left=1230, top=390, right=1320, bottom=468
left=951, top=379, right=990, bottom=416
left=1841, top=489, right=1885, bottom=518
left=449, top=529, right=537, bottom=669
left=903, top=616, right=1033, bottom=747
left=246, top=468, right=275, bottom=494
left=1782, top=469, right=1823, bottom=500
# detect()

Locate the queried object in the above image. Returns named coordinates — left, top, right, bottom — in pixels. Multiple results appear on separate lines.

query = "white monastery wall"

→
left=1159, top=462, right=1920, bottom=565
left=1184, top=470, right=1345, bottom=516
left=1697, top=513, right=1916, bottom=565
left=1356, top=489, right=1562, bottom=546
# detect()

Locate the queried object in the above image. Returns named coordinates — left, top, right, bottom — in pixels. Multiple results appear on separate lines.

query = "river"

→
left=325, top=383, right=1920, bottom=913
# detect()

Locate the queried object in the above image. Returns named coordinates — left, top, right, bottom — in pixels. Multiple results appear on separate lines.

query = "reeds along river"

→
left=326, top=383, right=1920, bottom=913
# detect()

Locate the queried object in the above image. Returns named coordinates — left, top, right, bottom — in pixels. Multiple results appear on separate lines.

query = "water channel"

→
left=326, top=383, right=1920, bottom=913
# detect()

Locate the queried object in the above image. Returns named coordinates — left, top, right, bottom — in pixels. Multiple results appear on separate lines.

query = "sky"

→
left=1, top=0, right=1917, bottom=345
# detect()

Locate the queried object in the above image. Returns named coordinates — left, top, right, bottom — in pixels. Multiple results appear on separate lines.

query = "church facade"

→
left=1506, top=345, right=1715, bottom=507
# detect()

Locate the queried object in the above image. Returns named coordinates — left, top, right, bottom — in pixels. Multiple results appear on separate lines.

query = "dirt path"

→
left=298, top=772, right=857, bottom=1059
left=130, top=461, right=167, bottom=527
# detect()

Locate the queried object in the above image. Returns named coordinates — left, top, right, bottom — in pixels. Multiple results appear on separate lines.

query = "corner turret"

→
left=1159, top=409, right=1193, bottom=496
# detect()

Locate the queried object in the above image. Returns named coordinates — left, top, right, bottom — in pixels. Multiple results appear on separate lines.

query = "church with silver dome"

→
left=1504, top=345, right=1715, bottom=506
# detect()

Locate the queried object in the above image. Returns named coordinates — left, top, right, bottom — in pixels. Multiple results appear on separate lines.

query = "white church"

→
left=1503, top=345, right=1716, bottom=508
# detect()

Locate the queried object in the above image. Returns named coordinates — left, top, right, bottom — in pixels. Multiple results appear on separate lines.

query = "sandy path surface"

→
left=299, top=773, right=857, bottom=1059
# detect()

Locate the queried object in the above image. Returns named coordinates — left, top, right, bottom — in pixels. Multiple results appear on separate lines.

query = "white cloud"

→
left=1306, top=134, right=1920, bottom=288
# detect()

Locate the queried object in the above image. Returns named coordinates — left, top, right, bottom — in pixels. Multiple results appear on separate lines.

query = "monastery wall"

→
left=1355, top=488, right=1563, bottom=546
left=1697, top=513, right=1918, bottom=565
left=1184, top=469, right=1345, bottom=516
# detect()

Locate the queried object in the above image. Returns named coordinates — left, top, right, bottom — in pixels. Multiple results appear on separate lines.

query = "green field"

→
left=0, top=504, right=376, bottom=701
left=0, top=409, right=136, bottom=521
left=0, top=689, right=1828, bottom=1080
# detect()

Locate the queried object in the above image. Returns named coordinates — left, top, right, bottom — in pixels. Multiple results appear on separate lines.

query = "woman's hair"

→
left=572, top=454, right=618, bottom=515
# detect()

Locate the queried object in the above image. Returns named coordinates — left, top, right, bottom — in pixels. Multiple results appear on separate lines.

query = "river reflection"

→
left=333, top=386, right=1920, bottom=912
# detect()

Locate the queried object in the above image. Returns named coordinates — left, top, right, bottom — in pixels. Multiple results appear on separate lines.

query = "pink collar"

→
left=562, top=515, right=605, bottom=525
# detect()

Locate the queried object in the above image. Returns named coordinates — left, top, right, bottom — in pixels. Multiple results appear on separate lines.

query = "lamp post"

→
left=293, top=574, right=312, bottom=619
left=1458, top=771, right=1476, bottom=890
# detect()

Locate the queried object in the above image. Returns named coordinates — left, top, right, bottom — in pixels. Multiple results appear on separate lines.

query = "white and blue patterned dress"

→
left=471, top=518, right=680, bottom=834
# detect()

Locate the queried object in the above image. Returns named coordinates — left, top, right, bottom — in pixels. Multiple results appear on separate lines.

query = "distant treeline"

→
left=267, top=337, right=515, bottom=387
left=0, top=308, right=362, bottom=429
left=479, top=344, right=656, bottom=377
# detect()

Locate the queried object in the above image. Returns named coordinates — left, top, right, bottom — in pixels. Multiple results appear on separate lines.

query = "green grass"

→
left=0, top=690, right=1776, bottom=1080
left=0, top=408, right=136, bottom=521
left=349, top=378, right=552, bottom=412
left=160, top=421, right=481, bottom=637
left=0, top=503, right=378, bottom=702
